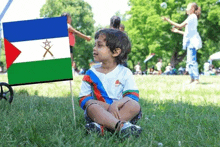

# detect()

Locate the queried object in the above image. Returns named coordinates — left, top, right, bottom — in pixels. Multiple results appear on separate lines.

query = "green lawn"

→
left=0, top=74, right=220, bottom=146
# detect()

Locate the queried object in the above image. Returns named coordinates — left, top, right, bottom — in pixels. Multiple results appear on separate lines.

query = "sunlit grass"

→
left=0, top=74, right=219, bottom=146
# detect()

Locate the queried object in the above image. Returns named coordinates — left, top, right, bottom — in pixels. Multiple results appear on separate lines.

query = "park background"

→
left=1, top=0, right=220, bottom=72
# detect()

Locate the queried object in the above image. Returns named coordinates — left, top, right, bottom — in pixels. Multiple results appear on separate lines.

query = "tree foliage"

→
left=40, top=0, right=95, bottom=70
left=126, top=0, right=220, bottom=71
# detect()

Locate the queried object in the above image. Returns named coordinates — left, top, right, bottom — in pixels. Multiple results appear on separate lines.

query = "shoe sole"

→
left=120, top=126, right=142, bottom=138
left=85, top=123, right=105, bottom=135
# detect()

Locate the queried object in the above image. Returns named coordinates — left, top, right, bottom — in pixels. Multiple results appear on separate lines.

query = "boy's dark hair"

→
left=110, top=16, right=121, bottom=29
left=61, top=12, right=71, bottom=18
left=95, top=29, right=131, bottom=65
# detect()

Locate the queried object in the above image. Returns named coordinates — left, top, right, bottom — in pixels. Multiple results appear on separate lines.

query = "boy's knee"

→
left=127, top=99, right=141, bottom=113
left=86, top=102, right=98, bottom=111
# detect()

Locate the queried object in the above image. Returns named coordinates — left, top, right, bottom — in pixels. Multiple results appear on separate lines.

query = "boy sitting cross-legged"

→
left=79, top=29, right=142, bottom=137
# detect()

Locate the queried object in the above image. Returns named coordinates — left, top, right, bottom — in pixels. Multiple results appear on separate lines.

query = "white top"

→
left=135, top=64, right=141, bottom=72
left=165, top=65, right=172, bottom=72
left=78, top=64, right=139, bottom=110
left=67, top=23, right=70, bottom=29
left=183, top=14, right=202, bottom=50
left=204, top=62, right=210, bottom=72
left=156, top=62, right=162, bottom=70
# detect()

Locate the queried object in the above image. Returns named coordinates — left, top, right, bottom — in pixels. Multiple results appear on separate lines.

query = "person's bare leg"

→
left=194, top=79, right=199, bottom=84
left=70, top=53, right=74, bottom=66
left=190, top=78, right=194, bottom=83
left=118, top=100, right=140, bottom=122
left=87, top=103, right=119, bottom=130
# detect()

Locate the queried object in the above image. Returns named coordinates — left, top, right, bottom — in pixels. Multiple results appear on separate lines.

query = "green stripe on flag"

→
left=8, top=58, right=72, bottom=86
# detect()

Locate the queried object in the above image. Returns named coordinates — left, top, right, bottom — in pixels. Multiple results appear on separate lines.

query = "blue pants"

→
left=187, top=48, right=199, bottom=80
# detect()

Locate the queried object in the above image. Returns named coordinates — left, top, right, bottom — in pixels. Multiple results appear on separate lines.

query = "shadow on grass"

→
left=0, top=94, right=219, bottom=146
left=199, top=82, right=213, bottom=85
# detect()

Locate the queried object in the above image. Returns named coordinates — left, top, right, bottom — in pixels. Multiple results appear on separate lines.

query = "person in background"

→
left=135, top=62, right=142, bottom=75
left=110, top=16, right=121, bottom=29
left=162, top=2, right=202, bottom=84
left=119, top=24, right=125, bottom=32
left=156, top=59, right=163, bottom=75
left=204, top=61, right=210, bottom=76
left=164, top=63, right=172, bottom=75
left=61, top=12, right=91, bottom=66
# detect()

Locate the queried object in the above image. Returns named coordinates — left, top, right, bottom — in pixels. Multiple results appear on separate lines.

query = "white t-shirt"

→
left=79, top=64, right=139, bottom=110
left=156, top=62, right=162, bottom=71
left=204, top=62, right=210, bottom=72
left=183, top=14, right=202, bottom=50
left=135, top=64, right=141, bottom=72
left=165, top=65, right=172, bottom=72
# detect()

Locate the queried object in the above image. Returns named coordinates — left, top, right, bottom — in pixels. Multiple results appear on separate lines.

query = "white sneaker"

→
left=85, top=122, right=104, bottom=135
left=119, top=122, right=142, bottom=138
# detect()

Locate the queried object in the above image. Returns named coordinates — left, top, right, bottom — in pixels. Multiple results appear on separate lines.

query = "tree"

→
left=126, top=0, right=220, bottom=71
left=40, top=0, right=95, bottom=70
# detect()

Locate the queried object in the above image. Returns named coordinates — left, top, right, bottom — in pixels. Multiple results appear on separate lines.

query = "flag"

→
left=210, top=51, right=220, bottom=61
left=144, top=53, right=155, bottom=63
left=3, top=17, right=73, bottom=86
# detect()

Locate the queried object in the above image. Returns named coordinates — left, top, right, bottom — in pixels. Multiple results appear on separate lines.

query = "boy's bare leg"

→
left=87, top=103, right=119, bottom=130
left=118, top=100, right=140, bottom=122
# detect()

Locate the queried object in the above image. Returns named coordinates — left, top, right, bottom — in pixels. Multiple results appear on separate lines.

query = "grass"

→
left=0, top=74, right=220, bottom=146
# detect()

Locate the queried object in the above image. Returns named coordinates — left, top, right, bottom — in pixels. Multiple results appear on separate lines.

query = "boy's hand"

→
left=108, top=102, right=120, bottom=120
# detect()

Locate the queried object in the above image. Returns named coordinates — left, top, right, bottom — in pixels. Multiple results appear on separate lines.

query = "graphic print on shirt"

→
left=115, top=80, right=121, bottom=87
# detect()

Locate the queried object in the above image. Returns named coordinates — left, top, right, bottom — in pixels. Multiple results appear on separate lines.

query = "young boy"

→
left=79, top=29, right=142, bottom=137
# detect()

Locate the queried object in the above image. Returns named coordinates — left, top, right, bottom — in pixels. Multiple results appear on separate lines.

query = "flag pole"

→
left=70, top=80, right=76, bottom=129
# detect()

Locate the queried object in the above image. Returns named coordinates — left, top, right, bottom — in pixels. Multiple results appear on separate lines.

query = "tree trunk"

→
left=170, top=49, right=187, bottom=67
left=131, top=60, right=135, bottom=73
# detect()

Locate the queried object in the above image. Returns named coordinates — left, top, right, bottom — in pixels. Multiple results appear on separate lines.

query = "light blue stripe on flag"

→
left=3, top=17, right=68, bottom=43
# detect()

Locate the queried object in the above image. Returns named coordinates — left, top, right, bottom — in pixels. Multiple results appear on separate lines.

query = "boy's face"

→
left=93, top=35, right=114, bottom=63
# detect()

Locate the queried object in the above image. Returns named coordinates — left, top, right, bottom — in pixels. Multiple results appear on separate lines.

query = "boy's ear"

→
left=112, top=48, right=121, bottom=57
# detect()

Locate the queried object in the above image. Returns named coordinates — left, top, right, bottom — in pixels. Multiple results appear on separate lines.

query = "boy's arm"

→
left=68, top=25, right=91, bottom=41
left=109, top=70, right=139, bottom=119
left=85, top=100, right=110, bottom=111
left=79, top=77, right=94, bottom=110
left=79, top=74, right=110, bottom=110
left=108, top=97, right=133, bottom=119
left=110, top=97, right=133, bottom=109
